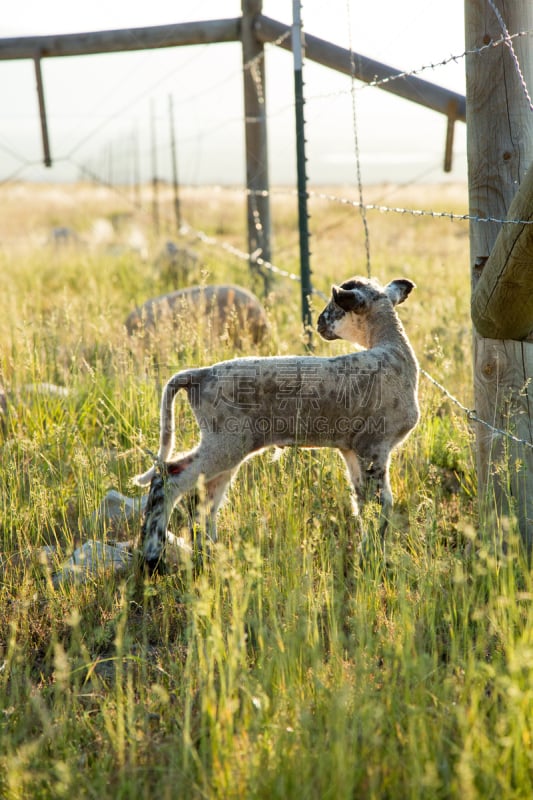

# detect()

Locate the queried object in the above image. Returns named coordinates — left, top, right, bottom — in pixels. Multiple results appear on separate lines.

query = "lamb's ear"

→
left=384, top=279, right=416, bottom=306
left=332, top=286, right=367, bottom=312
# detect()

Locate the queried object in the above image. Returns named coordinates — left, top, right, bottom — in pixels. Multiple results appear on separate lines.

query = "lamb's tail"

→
left=134, top=371, right=196, bottom=486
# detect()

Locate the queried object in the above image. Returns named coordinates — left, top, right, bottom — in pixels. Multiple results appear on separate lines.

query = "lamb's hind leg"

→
left=140, top=451, right=238, bottom=573
left=140, top=452, right=200, bottom=573
left=340, top=448, right=363, bottom=519
left=190, top=469, right=236, bottom=568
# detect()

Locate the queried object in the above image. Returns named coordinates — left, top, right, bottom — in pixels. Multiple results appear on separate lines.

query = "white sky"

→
left=0, top=1, right=468, bottom=185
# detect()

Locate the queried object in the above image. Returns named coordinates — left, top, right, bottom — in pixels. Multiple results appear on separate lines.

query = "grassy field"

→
left=1, top=181, right=532, bottom=799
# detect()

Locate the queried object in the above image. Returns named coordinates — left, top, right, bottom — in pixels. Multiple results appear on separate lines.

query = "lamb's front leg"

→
left=340, top=448, right=363, bottom=518
left=357, top=454, right=393, bottom=559
left=340, top=448, right=392, bottom=561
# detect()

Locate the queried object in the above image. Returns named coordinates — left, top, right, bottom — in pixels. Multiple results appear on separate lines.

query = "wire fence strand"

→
left=487, top=0, right=533, bottom=112
left=247, top=186, right=533, bottom=227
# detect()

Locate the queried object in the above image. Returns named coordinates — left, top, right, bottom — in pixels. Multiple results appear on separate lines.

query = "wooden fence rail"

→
left=0, top=19, right=242, bottom=58
left=0, top=14, right=466, bottom=122
left=255, top=15, right=466, bottom=121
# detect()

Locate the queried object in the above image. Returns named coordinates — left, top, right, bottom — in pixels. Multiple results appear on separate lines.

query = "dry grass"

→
left=1, top=181, right=531, bottom=799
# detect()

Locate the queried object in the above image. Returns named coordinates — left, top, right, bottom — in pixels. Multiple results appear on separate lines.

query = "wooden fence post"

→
left=241, top=0, right=272, bottom=293
left=150, top=98, right=160, bottom=237
left=471, top=161, right=533, bottom=339
left=168, top=94, right=182, bottom=234
left=33, top=53, right=52, bottom=167
left=465, top=0, right=533, bottom=549
left=131, top=125, right=141, bottom=208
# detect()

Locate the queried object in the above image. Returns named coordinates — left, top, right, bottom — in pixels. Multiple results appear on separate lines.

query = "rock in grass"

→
left=52, top=541, right=134, bottom=586
left=51, top=532, right=191, bottom=586
left=85, top=490, right=147, bottom=536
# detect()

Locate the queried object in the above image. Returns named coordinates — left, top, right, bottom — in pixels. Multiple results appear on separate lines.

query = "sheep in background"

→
left=125, top=284, right=269, bottom=349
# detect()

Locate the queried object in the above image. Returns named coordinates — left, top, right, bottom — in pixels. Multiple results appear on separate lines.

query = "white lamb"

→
left=135, top=276, right=419, bottom=572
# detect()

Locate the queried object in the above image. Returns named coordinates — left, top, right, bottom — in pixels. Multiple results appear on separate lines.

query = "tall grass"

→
left=1, top=182, right=532, bottom=798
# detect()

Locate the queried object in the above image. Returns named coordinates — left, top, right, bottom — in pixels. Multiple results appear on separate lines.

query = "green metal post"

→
left=292, top=1, right=313, bottom=345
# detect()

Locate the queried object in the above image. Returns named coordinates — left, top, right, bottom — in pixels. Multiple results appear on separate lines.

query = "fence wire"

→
left=421, top=368, right=533, bottom=451
left=487, top=0, right=533, bottom=112
left=247, top=186, right=533, bottom=227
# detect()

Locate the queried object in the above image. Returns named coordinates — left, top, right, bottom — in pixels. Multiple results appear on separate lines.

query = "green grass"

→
left=1, top=182, right=532, bottom=799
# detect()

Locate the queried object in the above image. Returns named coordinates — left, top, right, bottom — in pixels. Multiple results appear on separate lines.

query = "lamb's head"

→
left=316, top=276, right=415, bottom=347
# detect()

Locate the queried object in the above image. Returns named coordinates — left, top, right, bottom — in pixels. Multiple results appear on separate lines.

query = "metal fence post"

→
left=292, top=1, right=313, bottom=345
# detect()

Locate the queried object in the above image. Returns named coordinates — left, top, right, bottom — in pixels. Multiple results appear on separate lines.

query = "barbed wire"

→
left=67, top=28, right=288, bottom=163
left=242, top=35, right=533, bottom=462
left=179, top=220, right=328, bottom=301
left=1, top=13, right=532, bottom=455
left=58, top=5, right=529, bottom=196
left=487, top=0, right=533, bottom=112
left=0, top=135, right=29, bottom=166
left=420, top=367, right=533, bottom=451
left=311, top=188, right=533, bottom=225
left=64, top=46, right=217, bottom=160
left=1, top=10, right=531, bottom=185
left=242, top=15, right=532, bottom=115
left=56, top=10, right=532, bottom=181
left=1, top=12, right=529, bottom=187
left=247, top=186, right=533, bottom=227
left=361, top=27, right=531, bottom=93
left=243, top=30, right=291, bottom=72
left=0, top=161, right=43, bottom=187
left=173, top=194, right=533, bottom=454
left=3, top=154, right=532, bottom=455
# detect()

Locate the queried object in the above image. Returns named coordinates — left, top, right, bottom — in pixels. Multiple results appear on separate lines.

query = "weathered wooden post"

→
left=150, top=98, right=160, bottom=237
left=33, top=53, right=52, bottom=168
left=241, top=0, right=272, bottom=293
left=168, top=94, right=182, bottom=234
left=465, top=0, right=533, bottom=548
left=131, top=125, right=141, bottom=208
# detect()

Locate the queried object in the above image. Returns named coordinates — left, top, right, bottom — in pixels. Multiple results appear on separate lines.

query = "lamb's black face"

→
left=316, top=303, right=343, bottom=340
left=316, top=277, right=384, bottom=346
